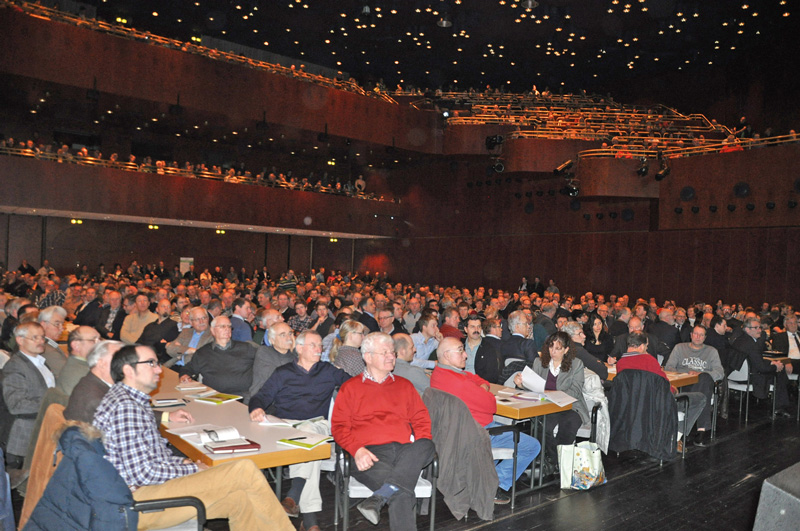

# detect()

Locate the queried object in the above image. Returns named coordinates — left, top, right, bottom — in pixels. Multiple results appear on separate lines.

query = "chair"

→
left=20, top=406, right=205, bottom=531
left=333, top=445, right=438, bottom=530
left=24, top=424, right=206, bottom=531
left=727, top=360, right=777, bottom=422
left=788, top=371, right=800, bottom=421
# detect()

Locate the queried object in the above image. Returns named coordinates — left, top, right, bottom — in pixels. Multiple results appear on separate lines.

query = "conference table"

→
left=151, top=368, right=331, bottom=498
left=605, top=364, right=700, bottom=387
left=490, top=383, right=573, bottom=492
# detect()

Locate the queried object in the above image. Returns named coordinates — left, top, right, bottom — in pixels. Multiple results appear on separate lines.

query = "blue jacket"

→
left=25, top=426, right=138, bottom=530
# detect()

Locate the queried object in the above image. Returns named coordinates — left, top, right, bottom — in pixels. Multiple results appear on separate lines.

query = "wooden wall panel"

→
left=8, top=215, right=42, bottom=273
left=265, top=235, right=289, bottom=276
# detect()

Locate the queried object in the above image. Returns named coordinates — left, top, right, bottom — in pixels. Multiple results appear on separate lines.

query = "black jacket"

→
left=608, top=369, right=678, bottom=461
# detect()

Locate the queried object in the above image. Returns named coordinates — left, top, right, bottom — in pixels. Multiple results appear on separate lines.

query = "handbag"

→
left=557, top=441, right=607, bottom=490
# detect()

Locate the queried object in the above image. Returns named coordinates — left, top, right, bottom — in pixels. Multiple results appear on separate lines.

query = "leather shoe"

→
left=494, top=488, right=511, bottom=505
left=693, top=431, right=710, bottom=447
left=281, top=497, right=300, bottom=518
left=299, top=524, right=321, bottom=531
left=775, top=408, right=793, bottom=418
left=676, top=439, right=684, bottom=453
left=357, top=495, right=384, bottom=525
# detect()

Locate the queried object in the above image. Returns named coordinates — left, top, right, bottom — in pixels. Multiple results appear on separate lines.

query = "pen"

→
left=287, top=436, right=307, bottom=441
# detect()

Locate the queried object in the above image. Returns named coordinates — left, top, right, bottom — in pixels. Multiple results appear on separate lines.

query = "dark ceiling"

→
left=88, top=0, right=798, bottom=94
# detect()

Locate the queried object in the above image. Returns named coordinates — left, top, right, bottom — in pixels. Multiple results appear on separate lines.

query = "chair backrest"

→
left=18, top=403, right=66, bottom=529
left=607, top=369, right=677, bottom=461
left=24, top=387, right=70, bottom=469
left=728, top=359, right=750, bottom=382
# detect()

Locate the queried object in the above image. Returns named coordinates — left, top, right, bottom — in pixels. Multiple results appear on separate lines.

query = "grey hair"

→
left=562, top=321, right=583, bottom=338
left=38, top=305, right=67, bottom=324
left=87, top=340, right=124, bottom=368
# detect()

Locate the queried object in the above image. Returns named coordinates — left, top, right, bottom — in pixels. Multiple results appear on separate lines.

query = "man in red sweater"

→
left=430, top=337, right=540, bottom=504
left=331, top=332, right=435, bottom=530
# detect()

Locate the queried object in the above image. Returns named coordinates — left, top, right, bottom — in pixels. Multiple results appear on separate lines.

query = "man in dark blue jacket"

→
left=249, top=330, right=351, bottom=530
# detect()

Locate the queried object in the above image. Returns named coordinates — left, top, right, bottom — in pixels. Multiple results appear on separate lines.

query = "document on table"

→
left=521, top=366, right=578, bottom=407
left=521, top=366, right=546, bottom=393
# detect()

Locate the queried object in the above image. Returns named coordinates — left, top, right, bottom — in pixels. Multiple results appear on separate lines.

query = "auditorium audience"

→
left=3, top=255, right=800, bottom=527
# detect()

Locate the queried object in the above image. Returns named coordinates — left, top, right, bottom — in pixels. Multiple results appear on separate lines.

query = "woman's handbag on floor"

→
left=558, top=441, right=607, bottom=490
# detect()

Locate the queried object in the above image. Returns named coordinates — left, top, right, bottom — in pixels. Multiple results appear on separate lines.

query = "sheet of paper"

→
left=544, top=390, right=578, bottom=407
left=521, top=365, right=546, bottom=394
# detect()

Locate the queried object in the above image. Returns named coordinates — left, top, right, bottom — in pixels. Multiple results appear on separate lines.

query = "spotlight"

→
left=492, top=161, right=505, bottom=173
left=514, top=192, right=522, bottom=199
left=746, top=203, right=755, bottom=211
left=691, top=206, right=700, bottom=214
left=596, top=213, right=604, bottom=220
left=583, top=213, right=591, bottom=220
left=674, top=207, right=683, bottom=214
left=790, top=200, right=798, bottom=209
left=442, top=110, right=450, bottom=118
left=655, top=164, right=670, bottom=181
left=559, top=180, right=579, bottom=197
left=554, top=160, right=574, bottom=175
left=636, top=158, right=648, bottom=176
left=362, top=3, right=370, bottom=16
left=485, top=135, right=504, bottom=150
left=709, top=205, right=718, bottom=213
left=680, top=186, right=696, bottom=201
left=727, top=204, right=736, bottom=212
left=766, top=201, right=776, bottom=210
left=609, top=212, right=618, bottom=219
left=536, top=191, right=544, bottom=197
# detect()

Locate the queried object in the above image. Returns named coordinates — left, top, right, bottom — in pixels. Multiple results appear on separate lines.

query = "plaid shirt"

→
left=287, top=313, right=314, bottom=333
left=37, top=290, right=65, bottom=309
left=93, top=383, right=197, bottom=488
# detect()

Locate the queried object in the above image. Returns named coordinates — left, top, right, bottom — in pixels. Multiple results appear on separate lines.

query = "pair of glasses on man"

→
left=134, top=359, right=160, bottom=368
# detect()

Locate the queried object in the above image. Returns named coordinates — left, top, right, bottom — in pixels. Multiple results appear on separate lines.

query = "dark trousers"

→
left=682, top=372, right=715, bottom=429
left=351, top=439, right=435, bottom=531
left=544, top=409, right=583, bottom=461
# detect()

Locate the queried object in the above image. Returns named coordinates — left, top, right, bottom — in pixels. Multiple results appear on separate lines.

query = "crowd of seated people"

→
left=0, top=136, right=391, bottom=202
left=1, top=258, right=798, bottom=528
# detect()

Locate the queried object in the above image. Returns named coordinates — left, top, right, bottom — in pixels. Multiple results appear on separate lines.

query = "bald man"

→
left=56, top=325, right=101, bottom=395
left=430, top=337, right=540, bottom=504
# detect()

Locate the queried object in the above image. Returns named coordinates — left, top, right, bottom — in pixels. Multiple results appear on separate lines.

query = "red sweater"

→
left=331, top=374, right=432, bottom=456
left=617, top=352, right=669, bottom=383
left=430, top=366, right=496, bottom=426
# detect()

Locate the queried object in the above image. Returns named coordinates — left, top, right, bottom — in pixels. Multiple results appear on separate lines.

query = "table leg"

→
left=275, top=465, right=282, bottom=500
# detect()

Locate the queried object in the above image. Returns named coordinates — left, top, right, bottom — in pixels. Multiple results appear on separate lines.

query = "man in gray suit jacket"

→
left=248, top=322, right=296, bottom=399
left=2, top=322, right=54, bottom=468
left=164, top=307, right=213, bottom=368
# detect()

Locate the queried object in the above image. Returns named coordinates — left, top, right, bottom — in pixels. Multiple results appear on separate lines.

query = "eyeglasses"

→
left=19, top=334, right=45, bottom=341
left=213, top=325, right=233, bottom=329
left=134, top=359, right=160, bottom=368
left=444, top=347, right=466, bottom=354
left=369, top=350, right=397, bottom=357
left=75, top=337, right=100, bottom=343
left=190, top=317, right=208, bottom=322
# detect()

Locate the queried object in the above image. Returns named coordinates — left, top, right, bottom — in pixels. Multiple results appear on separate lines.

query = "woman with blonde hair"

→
left=330, top=320, right=367, bottom=376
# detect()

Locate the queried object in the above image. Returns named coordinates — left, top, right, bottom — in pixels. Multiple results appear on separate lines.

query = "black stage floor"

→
left=12, top=396, right=799, bottom=530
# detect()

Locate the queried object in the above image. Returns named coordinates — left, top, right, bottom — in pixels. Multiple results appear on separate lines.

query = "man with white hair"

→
left=249, top=322, right=295, bottom=399
left=331, top=332, right=435, bottom=529
left=63, top=340, right=124, bottom=423
left=249, top=330, right=350, bottom=530
left=38, top=305, right=68, bottom=377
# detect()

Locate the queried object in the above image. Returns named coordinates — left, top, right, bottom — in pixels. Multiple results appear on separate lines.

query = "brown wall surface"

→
left=0, top=156, right=402, bottom=238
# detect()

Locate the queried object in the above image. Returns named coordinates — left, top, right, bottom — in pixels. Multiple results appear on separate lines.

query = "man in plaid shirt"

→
left=287, top=301, right=315, bottom=334
left=93, top=344, right=292, bottom=530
